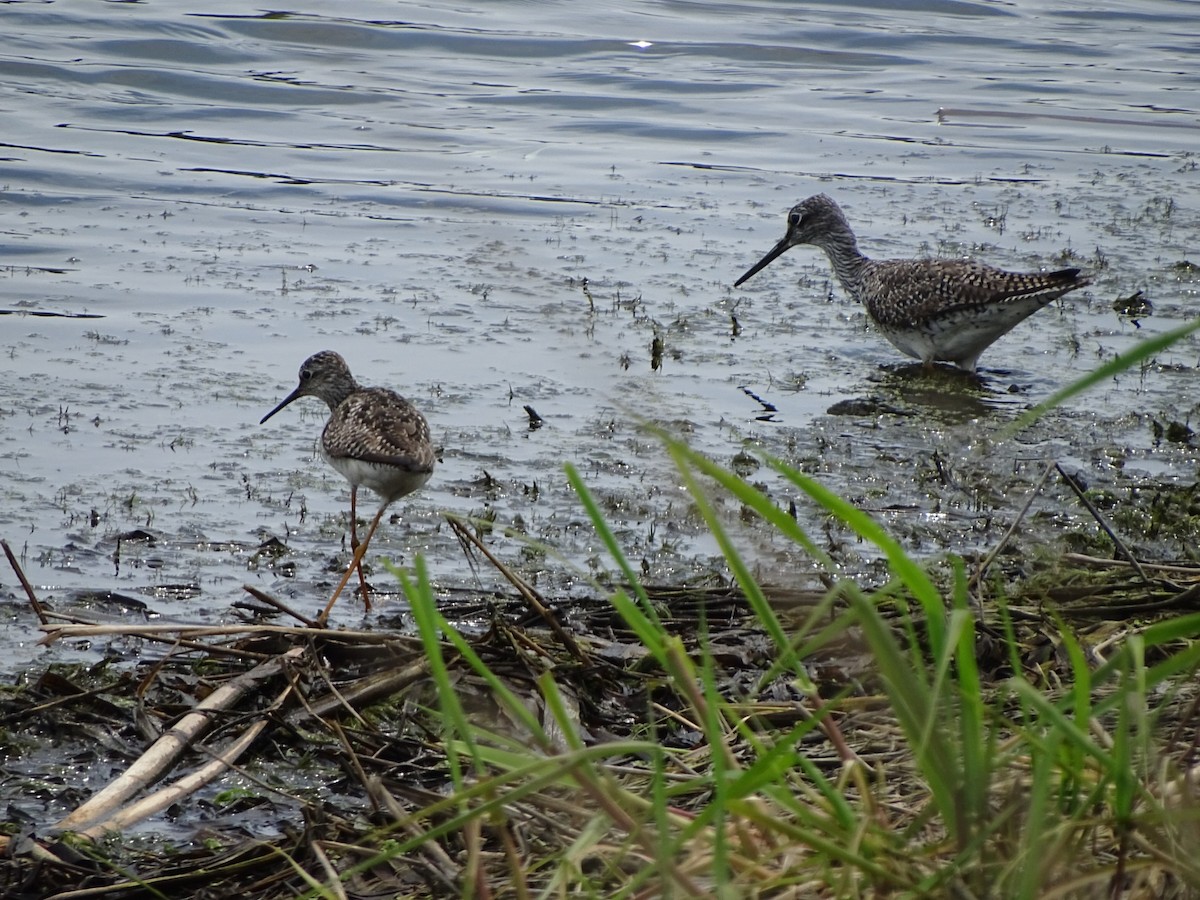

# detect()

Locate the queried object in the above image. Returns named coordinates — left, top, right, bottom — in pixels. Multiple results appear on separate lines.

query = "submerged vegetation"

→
left=2, top=322, right=1200, bottom=898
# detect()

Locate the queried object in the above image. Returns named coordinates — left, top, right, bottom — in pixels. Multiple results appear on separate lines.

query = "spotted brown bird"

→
left=735, top=194, right=1090, bottom=371
left=261, top=350, right=434, bottom=622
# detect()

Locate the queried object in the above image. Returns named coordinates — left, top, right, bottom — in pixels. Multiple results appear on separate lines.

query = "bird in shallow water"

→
left=734, top=193, right=1090, bottom=372
left=260, top=350, right=435, bottom=623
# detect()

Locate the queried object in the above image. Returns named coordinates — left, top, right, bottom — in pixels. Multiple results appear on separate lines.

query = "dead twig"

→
left=1056, top=463, right=1154, bottom=586
left=285, top=651, right=432, bottom=727
left=363, top=776, right=461, bottom=892
left=446, top=514, right=588, bottom=663
left=75, top=709, right=278, bottom=841
left=40, top=610, right=272, bottom=660
left=970, top=461, right=1056, bottom=595
left=242, top=583, right=321, bottom=627
left=39, top=622, right=402, bottom=644
left=1064, top=553, right=1195, bottom=584
left=3, top=538, right=48, bottom=625
left=55, top=646, right=305, bottom=833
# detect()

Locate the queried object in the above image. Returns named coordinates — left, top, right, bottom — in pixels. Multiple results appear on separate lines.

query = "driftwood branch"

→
left=55, top=647, right=305, bottom=833
left=74, top=713, right=275, bottom=841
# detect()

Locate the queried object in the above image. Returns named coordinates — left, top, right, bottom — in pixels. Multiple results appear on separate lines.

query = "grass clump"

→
left=352, top=435, right=1200, bottom=898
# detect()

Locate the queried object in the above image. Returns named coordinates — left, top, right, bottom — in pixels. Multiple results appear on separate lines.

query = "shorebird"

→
left=260, top=350, right=435, bottom=623
left=734, top=194, right=1090, bottom=371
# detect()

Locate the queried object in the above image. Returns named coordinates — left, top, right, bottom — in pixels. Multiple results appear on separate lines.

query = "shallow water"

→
left=1, top=1, right=1198, bottom=660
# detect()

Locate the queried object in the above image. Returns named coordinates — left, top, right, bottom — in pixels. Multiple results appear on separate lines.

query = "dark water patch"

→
left=0, top=140, right=103, bottom=158
left=59, top=123, right=405, bottom=153
left=63, top=590, right=150, bottom=617
left=0, top=308, right=101, bottom=318
left=937, top=106, right=1200, bottom=134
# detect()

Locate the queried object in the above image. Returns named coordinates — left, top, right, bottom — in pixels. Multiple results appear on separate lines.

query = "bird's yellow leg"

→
left=348, top=485, right=371, bottom=609
left=320, top=502, right=387, bottom=625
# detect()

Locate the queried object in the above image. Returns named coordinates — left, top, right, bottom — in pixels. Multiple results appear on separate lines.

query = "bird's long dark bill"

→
left=734, top=237, right=791, bottom=287
left=259, top=387, right=304, bottom=424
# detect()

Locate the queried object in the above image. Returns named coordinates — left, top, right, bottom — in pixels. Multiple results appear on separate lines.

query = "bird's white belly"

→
left=878, top=309, right=1028, bottom=370
left=878, top=326, right=932, bottom=362
left=326, top=454, right=432, bottom=504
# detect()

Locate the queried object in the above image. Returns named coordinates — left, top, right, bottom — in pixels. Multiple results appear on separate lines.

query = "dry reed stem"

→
left=56, top=646, right=305, bottom=832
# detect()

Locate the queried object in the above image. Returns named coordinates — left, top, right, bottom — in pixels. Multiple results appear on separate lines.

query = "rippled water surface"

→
left=2, top=1, right=1198, bottom=659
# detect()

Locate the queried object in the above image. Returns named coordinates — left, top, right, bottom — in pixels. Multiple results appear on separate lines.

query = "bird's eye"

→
left=789, top=211, right=803, bottom=227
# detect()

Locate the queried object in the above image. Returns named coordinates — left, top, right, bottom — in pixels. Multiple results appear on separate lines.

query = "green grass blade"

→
left=397, top=556, right=475, bottom=784
left=1007, top=316, right=1200, bottom=435
left=1010, top=734, right=1060, bottom=900
left=657, top=436, right=817, bottom=685
left=949, top=583, right=990, bottom=835
left=565, top=461, right=656, bottom=622
left=843, top=582, right=962, bottom=838
left=760, top=451, right=946, bottom=638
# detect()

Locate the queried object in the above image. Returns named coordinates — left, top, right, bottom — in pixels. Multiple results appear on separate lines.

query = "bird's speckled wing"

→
left=860, top=260, right=1087, bottom=328
left=322, top=388, right=436, bottom=475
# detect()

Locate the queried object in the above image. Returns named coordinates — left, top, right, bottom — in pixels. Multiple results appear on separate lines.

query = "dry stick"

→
left=309, top=843, right=351, bottom=900
left=292, top=659, right=369, bottom=729
left=2, top=538, right=48, bottom=625
left=1064, top=580, right=1200, bottom=617
left=503, top=621, right=564, bottom=664
left=446, top=514, right=588, bottom=662
left=449, top=517, right=486, bottom=585
left=562, top=758, right=703, bottom=896
left=463, top=815, right=487, bottom=900
left=286, top=652, right=431, bottom=726
left=133, top=640, right=183, bottom=743
left=1, top=680, right=123, bottom=726
left=663, top=641, right=773, bottom=859
left=1055, top=462, right=1154, bottom=585
left=40, top=622, right=404, bottom=643
left=497, top=812, right=532, bottom=900
left=969, top=461, right=1056, bottom=594
left=242, top=583, right=321, bottom=627
left=54, top=646, right=304, bottom=832
left=364, top=775, right=460, bottom=882
left=1065, top=553, right=1196, bottom=580
left=807, top=691, right=862, bottom=767
left=34, top=848, right=284, bottom=899
left=327, top=718, right=375, bottom=808
left=317, top=837, right=460, bottom=898
left=663, top=642, right=741, bottom=773
left=192, top=737, right=316, bottom=811
left=39, top=612, right=271, bottom=660
left=75, top=713, right=276, bottom=841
